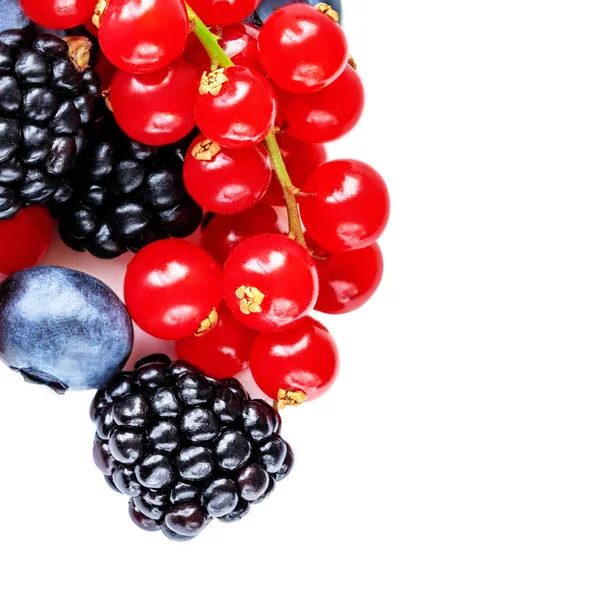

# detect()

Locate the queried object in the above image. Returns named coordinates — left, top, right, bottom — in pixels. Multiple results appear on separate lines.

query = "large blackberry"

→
left=49, top=105, right=203, bottom=259
left=91, top=354, right=294, bottom=541
left=0, top=29, right=100, bottom=220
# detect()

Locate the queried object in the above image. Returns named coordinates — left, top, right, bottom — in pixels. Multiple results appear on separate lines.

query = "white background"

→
left=2, top=0, right=600, bottom=598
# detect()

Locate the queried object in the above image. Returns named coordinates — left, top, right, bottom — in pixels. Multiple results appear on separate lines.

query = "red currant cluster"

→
left=6, top=0, right=389, bottom=410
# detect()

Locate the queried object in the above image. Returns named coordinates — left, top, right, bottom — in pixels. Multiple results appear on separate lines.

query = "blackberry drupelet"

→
left=49, top=106, right=203, bottom=259
left=91, top=354, right=294, bottom=541
left=0, top=29, right=100, bottom=220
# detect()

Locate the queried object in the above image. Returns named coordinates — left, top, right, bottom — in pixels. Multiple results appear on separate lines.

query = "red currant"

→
left=183, top=135, right=271, bottom=215
left=201, top=204, right=284, bottom=266
left=194, top=66, right=277, bottom=149
left=111, top=59, right=200, bottom=146
left=98, top=0, right=188, bottom=74
left=0, top=207, right=53, bottom=276
left=262, top=134, right=327, bottom=206
left=300, top=160, right=390, bottom=251
left=124, top=239, right=223, bottom=341
left=222, top=234, right=318, bottom=332
left=184, top=23, right=263, bottom=74
left=277, top=65, right=364, bottom=143
left=314, top=243, right=384, bottom=314
left=250, top=317, right=339, bottom=403
left=176, top=305, right=257, bottom=379
left=258, top=4, right=348, bottom=94
left=21, top=0, right=96, bottom=29
left=187, top=0, right=261, bottom=26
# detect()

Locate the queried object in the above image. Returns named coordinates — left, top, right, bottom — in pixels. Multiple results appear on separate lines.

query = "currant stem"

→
left=185, top=3, right=308, bottom=250
left=264, top=132, right=307, bottom=247
left=186, top=4, right=233, bottom=68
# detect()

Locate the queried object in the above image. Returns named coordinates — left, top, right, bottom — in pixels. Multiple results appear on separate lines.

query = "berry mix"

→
left=0, top=0, right=389, bottom=541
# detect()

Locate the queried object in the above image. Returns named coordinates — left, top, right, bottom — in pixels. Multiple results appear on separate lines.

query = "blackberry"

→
left=91, top=354, right=294, bottom=541
left=49, top=104, right=203, bottom=259
left=0, top=29, right=100, bottom=220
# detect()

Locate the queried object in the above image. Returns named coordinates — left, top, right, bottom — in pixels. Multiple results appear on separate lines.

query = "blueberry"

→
left=254, top=0, right=342, bottom=26
left=0, top=266, right=133, bottom=392
left=0, top=1, right=30, bottom=32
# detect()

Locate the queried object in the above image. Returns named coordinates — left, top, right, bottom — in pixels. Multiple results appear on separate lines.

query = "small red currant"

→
left=176, top=305, right=257, bottom=379
left=111, top=60, right=200, bottom=146
left=277, top=65, right=365, bottom=143
left=250, top=316, right=339, bottom=404
left=98, top=0, right=189, bottom=74
left=184, top=23, right=263, bottom=74
left=201, top=204, right=284, bottom=266
left=314, top=243, right=384, bottom=314
left=222, top=234, right=318, bottom=332
left=258, top=3, right=348, bottom=94
left=187, top=0, right=261, bottom=26
left=124, top=239, right=223, bottom=341
left=21, top=0, right=96, bottom=29
left=300, top=160, right=390, bottom=251
left=0, top=207, right=53, bottom=276
left=261, top=134, right=327, bottom=206
left=194, top=66, right=277, bottom=149
left=183, top=135, right=271, bottom=215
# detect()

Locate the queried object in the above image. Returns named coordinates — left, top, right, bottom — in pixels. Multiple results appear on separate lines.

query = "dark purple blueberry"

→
left=214, top=429, right=252, bottom=471
left=164, top=502, right=210, bottom=537
left=135, top=454, right=173, bottom=489
left=236, top=464, right=270, bottom=502
left=201, top=478, right=239, bottom=518
left=0, top=267, right=133, bottom=391
left=258, top=434, right=288, bottom=473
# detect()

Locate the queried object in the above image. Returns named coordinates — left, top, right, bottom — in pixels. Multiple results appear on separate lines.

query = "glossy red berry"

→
left=176, top=305, right=257, bottom=379
left=194, top=66, right=277, bottom=149
left=223, top=234, right=318, bottom=332
left=262, top=134, right=327, bottom=206
left=314, top=243, right=384, bottom=314
left=185, top=23, right=263, bottom=74
left=111, top=60, right=200, bottom=146
left=21, top=0, right=96, bottom=29
left=278, top=66, right=365, bottom=143
left=250, top=317, right=339, bottom=403
left=301, top=160, right=390, bottom=251
left=124, top=239, right=223, bottom=341
left=201, top=204, right=284, bottom=266
left=183, top=135, right=271, bottom=215
left=99, top=0, right=189, bottom=74
left=187, top=0, right=261, bottom=25
left=258, top=4, right=348, bottom=94
left=0, top=207, right=53, bottom=276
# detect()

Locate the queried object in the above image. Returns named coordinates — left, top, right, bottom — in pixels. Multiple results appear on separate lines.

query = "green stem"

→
left=186, top=5, right=233, bottom=68
left=186, top=3, right=308, bottom=249
left=264, top=132, right=307, bottom=247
